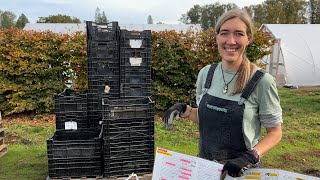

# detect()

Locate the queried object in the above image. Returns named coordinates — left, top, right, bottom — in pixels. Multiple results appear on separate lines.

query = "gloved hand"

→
left=162, top=103, right=187, bottom=130
left=221, top=150, right=259, bottom=177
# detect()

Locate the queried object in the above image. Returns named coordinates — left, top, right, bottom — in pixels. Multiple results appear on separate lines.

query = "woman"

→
left=163, top=8, right=282, bottom=178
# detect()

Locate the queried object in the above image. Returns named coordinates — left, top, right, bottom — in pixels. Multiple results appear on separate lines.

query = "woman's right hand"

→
left=162, top=103, right=187, bottom=130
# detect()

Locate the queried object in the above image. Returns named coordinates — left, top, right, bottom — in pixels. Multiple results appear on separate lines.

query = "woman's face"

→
left=216, top=17, right=250, bottom=64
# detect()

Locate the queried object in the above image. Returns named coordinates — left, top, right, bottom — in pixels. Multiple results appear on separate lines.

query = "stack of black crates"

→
left=47, top=21, right=154, bottom=179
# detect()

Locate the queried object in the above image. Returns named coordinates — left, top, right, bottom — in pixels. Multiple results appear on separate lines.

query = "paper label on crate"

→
left=152, top=147, right=320, bottom=180
left=65, top=121, right=77, bottom=130
left=129, top=39, right=142, bottom=48
left=129, top=57, right=142, bottom=66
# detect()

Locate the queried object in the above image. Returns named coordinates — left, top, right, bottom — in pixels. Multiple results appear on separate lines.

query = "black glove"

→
left=162, top=103, right=187, bottom=130
left=221, top=150, right=259, bottom=178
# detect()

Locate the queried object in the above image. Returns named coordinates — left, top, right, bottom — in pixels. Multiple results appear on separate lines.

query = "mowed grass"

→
left=0, top=115, right=55, bottom=180
left=0, top=88, right=319, bottom=179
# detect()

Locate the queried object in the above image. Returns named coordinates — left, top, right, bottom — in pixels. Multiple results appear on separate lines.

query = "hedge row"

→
left=0, top=28, right=273, bottom=116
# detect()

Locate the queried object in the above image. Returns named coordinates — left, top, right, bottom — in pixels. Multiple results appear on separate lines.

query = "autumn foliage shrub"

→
left=0, top=28, right=86, bottom=115
left=0, top=27, right=273, bottom=115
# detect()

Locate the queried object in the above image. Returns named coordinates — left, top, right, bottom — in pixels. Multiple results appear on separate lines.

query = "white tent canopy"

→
left=260, top=24, right=320, bottom=87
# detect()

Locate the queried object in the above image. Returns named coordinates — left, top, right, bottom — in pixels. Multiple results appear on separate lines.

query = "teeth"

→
left=225, top=48, right=236, bottom=52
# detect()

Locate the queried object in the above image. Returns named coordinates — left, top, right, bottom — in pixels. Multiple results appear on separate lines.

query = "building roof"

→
left=23, top=23, right=202, bottom=34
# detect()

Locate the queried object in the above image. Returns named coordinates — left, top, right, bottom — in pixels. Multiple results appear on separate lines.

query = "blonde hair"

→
left=215, top=8, right=256, bottom=94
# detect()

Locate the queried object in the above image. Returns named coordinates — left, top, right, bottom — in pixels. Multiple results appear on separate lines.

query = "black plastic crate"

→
left=103, top=130, right=154, bottom=143
left=87, top=57, right=119, bottom=75
left=120, top=30, right=151, bottom=49
left=88, top=78, right=120, bottom=96
left=86, top=21, right=120, bottom=42
left=54, top=89, right=88, bottom=130
left=120, top=48, right=151, bottom=67
left=87, top=110, right=103, bottom=128
left=104, top=157, right=154, bottom=178
left=47, top=128, right=103, bottom=159
left=55, top=89, right=87, bottom=112
left=120, top=68, right=151, bottom=84
left=104, top=139, right=154, bottom=158
left=102, top=97, right=154, bottom=120
left=55, top=112, right=88, bottom=130
left=104, top=118, right=154, bottom=133
left=120, top=83, right=151, bottom=98
left=87, top=41, right=119, bottom=58
left=48, top=158, right=102, bottom=178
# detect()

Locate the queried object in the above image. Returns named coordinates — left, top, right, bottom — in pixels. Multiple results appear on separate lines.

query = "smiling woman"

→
left=162, top=8, right=283, bottom=178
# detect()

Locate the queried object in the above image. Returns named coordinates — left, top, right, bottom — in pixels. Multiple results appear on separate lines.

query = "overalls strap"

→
left=241, top=69, right=267, bottom=100
left=204, top=63, right=218, bottom=89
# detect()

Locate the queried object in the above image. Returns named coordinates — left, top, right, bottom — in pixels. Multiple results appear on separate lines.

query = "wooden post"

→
left=0, top=111, right=8, bottom=157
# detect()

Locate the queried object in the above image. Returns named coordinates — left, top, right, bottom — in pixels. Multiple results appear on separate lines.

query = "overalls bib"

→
left=198, top=64, right=266, bottom=161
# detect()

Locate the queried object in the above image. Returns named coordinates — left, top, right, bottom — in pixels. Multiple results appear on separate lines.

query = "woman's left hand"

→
left=221, top=150, right=259, bottom=177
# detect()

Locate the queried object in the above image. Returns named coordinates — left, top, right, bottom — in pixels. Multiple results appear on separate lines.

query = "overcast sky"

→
left=1, top=0, right=264, bottom=24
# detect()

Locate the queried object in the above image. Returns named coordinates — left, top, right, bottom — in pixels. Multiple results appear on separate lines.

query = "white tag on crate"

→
left=129, top=57, right=142, bottom=66
left=65, top=121, right=77, bottom=130
left=129, top=39, right=142, bottom=48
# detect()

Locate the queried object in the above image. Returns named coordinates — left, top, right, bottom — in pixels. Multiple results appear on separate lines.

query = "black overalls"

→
left=198, top=64, right=266, bottom=162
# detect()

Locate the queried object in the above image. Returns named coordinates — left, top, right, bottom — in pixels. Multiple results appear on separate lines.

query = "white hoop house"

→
left=261, top=24, right=320, bottom=87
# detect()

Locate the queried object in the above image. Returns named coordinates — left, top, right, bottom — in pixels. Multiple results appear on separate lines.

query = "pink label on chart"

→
left=178, top=175, right=190, bottom=180
left=181, top=172, right=192, bottom=176
left=181, top=167, right=192, bottom=172
left=165, top=162, right=176, bottom=166
left=180, top=158, right=191, bottom=163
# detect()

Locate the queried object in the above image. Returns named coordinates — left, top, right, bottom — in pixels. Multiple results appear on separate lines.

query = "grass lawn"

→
left=0, top=87, right=319, bottom=179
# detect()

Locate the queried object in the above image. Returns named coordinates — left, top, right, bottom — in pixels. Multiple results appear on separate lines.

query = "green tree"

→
left=147, top=15, right=153, bottom=24
left=186, top=4, right=202, bottom=24
left=204, top=3, right=236, bottom=28
left=181, top=3, right=237, bottom=29
left=101, top=11, right=108, bottom=23
left=0, top=11, right=16, bottom=28
left=179, top=14, right=189, bottom=24
left=15, top=13, right=29, bottom=29
left=37, top=14, right=81, bottom=23
left=95, top=7, right=108, bottom=23
left=252, top=0, right=307, bottom=24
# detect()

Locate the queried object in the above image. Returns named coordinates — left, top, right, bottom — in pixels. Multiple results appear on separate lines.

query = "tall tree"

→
left=0, top=11, right=16, bottom=28
left=37, top=14, right=81, bottom=23
left=187, top=4, right=202, bottom=24
left=95, top=7, right=108, bottom=23
left=179, top=14, right=189, bottom=24
left=253, top=0, right=308, bottom=24
left=147, top=15, right=153, bottom=24
left=15, top=13, right=29, bottom=29
left=101, top=11, right=108, bottom=23
left=181, top=3, right=237, bottom=28
left=95, top=7, right=102, bottom=23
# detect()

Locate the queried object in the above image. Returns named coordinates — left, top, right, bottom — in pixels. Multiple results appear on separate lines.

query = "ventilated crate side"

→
left=120, top=30, right=151, bottom=49
left=48, top=157, right=102, bottom=178
left=87, top=41, right=119, bottom=58
left=120, top=48, right=151, bottom=67
left=86, top=21, right=120, bottom=42
left=120, top=83, right=151, bottom=98
left=120, top=68, right=151, bottom=84
left=54, top=89, right=88, bottom=130
left=47, top=128, right=102, bottom=159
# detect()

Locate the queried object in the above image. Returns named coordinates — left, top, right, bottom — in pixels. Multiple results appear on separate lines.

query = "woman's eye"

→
left=236, top=33, right=244, bottom=36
